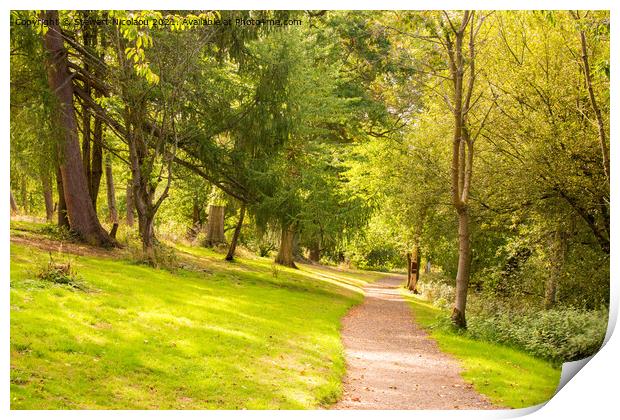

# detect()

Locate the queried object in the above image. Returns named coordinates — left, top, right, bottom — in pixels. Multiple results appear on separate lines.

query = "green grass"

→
left=10, top=224, right=383, bottom=409
left=403, top=293, right=561, bottom=409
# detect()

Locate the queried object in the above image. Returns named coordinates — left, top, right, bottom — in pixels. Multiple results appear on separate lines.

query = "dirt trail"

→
left=333, top=276, right=495, bottom=410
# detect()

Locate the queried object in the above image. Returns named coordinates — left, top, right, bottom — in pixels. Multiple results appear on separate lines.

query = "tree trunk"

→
left=407, top=245, right=421, bottom=293
left=309, top=243, right=320, bottom=262
left=425, top=261, right=431, bottom=274
left=42, top=176, right=54, bottom=222
left=56, top=167, right=70, bottom=229
left=126, top=182, right=134, bottom=227
left=10, top=190, right=18, bottom=215
left=80, top=17, right=92, bottom=191
left=225, top=204, right=246, bottom=261
left=188, top=199, right=204, bottom=239
left=90, top=117, right=103, bottom=208
left=205, top=204, right=226, bottom=246
left=406, top=252, right=412, bottom=286
left=574, top=21, right=609, bottom=181
left=105, top=158, right=118, bottom=238
left=545, top=230, right=568, bottom=309
left=89, top=18, right=104, bottom=209
left=276, top=224, right=297, bottom=268
left=43, top=10, right=115, bottom=247
left=451, top=209, right=471, bottom=328
left=138, top=213, right=155, bottom=262
left=443, top=11, right=476, bottom=329
left=20, top=178, right=28, bottom=214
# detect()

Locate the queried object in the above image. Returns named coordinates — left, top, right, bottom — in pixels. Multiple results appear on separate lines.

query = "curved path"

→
left=333, top=276, right=495, bottom=410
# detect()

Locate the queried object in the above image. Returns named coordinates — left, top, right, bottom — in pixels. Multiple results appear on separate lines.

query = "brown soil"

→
left=10, top=234, right=121, bottom=259
left=332, top=276, right=496, bottom=410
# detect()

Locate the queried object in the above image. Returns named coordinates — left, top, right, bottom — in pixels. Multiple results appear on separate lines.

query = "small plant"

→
left=36, top=252, right=87, bottom=291
left=39, top=224, right=77, bottom=242
left=128, top=240, right=180, bottom=271
left=271, top=262, right=279, bottom=278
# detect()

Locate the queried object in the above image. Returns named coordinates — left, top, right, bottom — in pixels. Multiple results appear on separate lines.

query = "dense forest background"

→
left=10, top=10, right=609, bottom=358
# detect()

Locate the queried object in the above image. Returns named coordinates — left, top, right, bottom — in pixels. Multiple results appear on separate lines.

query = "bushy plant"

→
left=417, top=273, right=609, bottom=363
left=467, top=308, right=608, bottom=362
left=36, top=253, right=88, bottom=291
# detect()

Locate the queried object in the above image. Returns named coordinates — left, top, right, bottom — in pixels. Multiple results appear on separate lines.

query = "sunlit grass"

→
left=10, top=230, right=379, bottom=409
left=403, top=293, right=561, bottom=409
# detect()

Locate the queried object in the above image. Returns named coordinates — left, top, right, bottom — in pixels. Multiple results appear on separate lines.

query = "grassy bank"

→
left=403, top=293, right=561, bottom=409
left=10, top=223, right=383, bottom=409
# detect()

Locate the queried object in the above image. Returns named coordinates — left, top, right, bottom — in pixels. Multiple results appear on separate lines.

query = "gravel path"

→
left=333, top=276, right=496, bottom=410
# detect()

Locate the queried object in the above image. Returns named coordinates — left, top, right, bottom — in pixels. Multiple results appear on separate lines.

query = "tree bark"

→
left=407, top=245, right=421, bottom=293
left=56, top=167, right=70, bottom=229
left=138, top=213, right=155, bottom=261
left=545, top=230, right=568, bottom=309
left=80, top=14, right=92, bottom=190
left=205, top=204, right=226, bottom=246
left=225, top=204, right=246, bottom=261
left=20, top=178, right=28, bottom=214
left=43, top=10, right=115, bottom=247
left=10, top=190, right=18, bottom=215
left=126, top=182, right=134, bottom=226
left=187, top=198, right=204, bottom=239
left=90, top=117, right=103, bottom=208
left=452, top=208, right=471, bottom=327
left=89, top=16, right=104, bottom=209
left=309, top=242, right=321, bottom=262
left=406, top=252, right=412, bottom=286
left=573, top=16, right=609, bottom=181
left=105, top=158, right=118, bottom=238
left=276, top=224, right=297, bottom=268
left=42, top=175, right=54, bottom=222
left=442, top=11, right=477, bottom=329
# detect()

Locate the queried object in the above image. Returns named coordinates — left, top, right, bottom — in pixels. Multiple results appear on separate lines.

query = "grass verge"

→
left=10, top=224, right=382, bottom=409
left=402, top=292, right=561, bottom=409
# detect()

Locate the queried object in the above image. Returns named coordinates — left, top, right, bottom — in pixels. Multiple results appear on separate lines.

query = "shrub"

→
left=36, top=253, right=88, bottom=291
left=416, top=273, right=609, bottom=363
left=467, top=308, right=608, bottom=362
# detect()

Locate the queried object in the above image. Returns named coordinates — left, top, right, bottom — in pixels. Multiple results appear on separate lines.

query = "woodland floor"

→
left=333, top=276, right=497, bottom=410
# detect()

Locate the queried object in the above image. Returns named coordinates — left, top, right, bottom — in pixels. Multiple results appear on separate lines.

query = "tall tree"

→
left=42, top=10, right=115, bottom=247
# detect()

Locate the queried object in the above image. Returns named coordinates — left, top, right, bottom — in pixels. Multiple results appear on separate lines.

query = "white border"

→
left=2, top=1, right=618, bottom=419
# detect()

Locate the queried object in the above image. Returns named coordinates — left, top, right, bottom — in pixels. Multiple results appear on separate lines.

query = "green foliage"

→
left=417, top=273, right=607, bottom=363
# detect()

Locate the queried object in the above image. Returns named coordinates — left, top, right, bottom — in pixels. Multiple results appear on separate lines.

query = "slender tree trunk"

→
left=81, top=15, right=92, bottom=190
left=43, top=10, right=115, bottom=247
left=407, top=245, right=421, bottom=293
left=187, top=199, right=204, bottom=239
left=205, top=204, right=226, bottom=246
left=425, top=261, right=431, bottom=274
left=89, top=18, right=104, bottom=209
left=573, top=18, right=609, bottom=181
left=126, top=182, right=134, bottom=227
left=406, top=252, right=412, bottom=286
left=105, top=158, right=119, bottom=238
left=20, top=178, right=28, bottom=214
left=452, top=209, right=471, bottom=327
left=90, top=118, right=103, bottom=208
left=56, top=167, right=70, bottom=229
left=545, top=230, right=568, bottom=309
left=10, top=190, right=18, bottom=215
left=442, top=11, right=477, bottom=329
left=276, top=224, right=297, bottom=268
left=225, top=204, right=246, bottom=261
left=42, top=176, right=54, bottom=222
